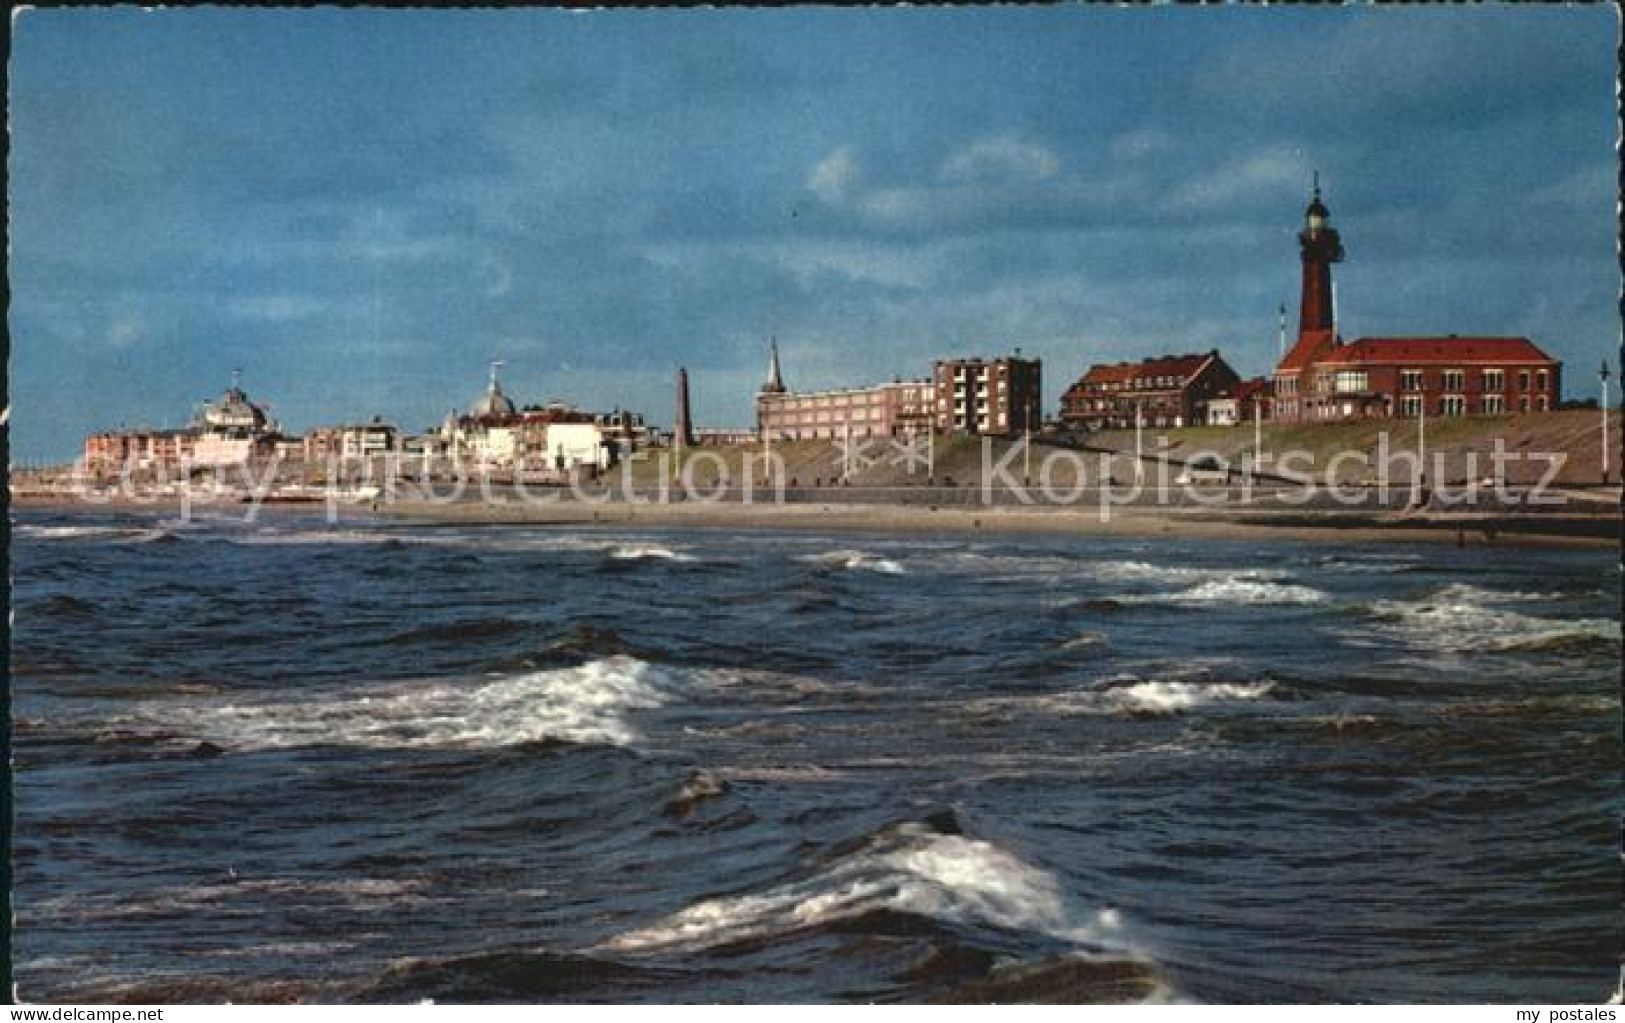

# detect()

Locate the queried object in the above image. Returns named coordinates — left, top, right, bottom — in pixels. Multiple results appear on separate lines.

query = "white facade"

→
left=1205, top=398, right=1240, bottom=427
left=545, top=423, right=609, bottom=470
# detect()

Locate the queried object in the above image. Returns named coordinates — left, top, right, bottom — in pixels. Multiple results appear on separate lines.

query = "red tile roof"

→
left=1318, top=336, right=1556, bottom=366
left=1075, top=352, right=1214, bottom=388
left=1222, top=376, right=1274, bottom=401
left=1275, top=328, right=1337, bottom=375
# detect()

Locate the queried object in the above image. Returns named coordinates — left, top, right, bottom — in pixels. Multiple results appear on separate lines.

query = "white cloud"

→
left=808, top=145, right=861, bottom=205
left=482, top=254, right=514, bottom=298
left=1110, top=128, right=1175, bottom=161
left=940, top=136, right=1061, bottom=184
left=1169, top=146, right=1306, bottom=211
left=107, top=312, right=146, bottom=349
left=636, top=237, right=939, bottom=290
left=1529, top=163, right=1615, bottom=208
left=225, top=295, right=330, bottom=323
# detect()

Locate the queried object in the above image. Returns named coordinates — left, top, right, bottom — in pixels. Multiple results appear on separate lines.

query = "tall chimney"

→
left=675, top=367, right=695, bottom=449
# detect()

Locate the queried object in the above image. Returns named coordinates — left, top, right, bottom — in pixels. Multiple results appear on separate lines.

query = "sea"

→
left=9, top=506, right=1622, bottom=1003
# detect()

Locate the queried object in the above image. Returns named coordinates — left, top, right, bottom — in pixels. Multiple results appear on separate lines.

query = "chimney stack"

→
left=675, top=367, right=695, bottom=449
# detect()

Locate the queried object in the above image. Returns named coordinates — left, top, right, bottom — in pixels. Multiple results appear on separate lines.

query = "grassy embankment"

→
left=615, top=410, right=1616, bottom=490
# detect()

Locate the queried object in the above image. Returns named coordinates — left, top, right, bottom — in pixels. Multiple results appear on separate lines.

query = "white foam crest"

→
left=1085, top=560, right=1209, bottom=584
left=607, top=544, right=694, bottom=562
left=604, top=823, right=1122, bottom=953
left=24, top=877, right=430, bottom=923
left=154, top=655, right=677, bottom=751
left=1123, top=578, right=1327, bottom=606
left=1060, top=631, right=1108, bottom=650
left=1367, top=595, right=1621, bottom=654
left=1097, top=680, right=1275, bottom=715
left=1429, top=582, right=1562, bottom=604
left=16, top=523, right=167, bottom=543
left=801, top=549, right=906, bottom=574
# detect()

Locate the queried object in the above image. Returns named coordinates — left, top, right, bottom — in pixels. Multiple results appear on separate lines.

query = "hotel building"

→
left=931, top=354, right=1042, bottom=436
left=755, top=342, right=934, bottom=441
left=1059, top=351, right=1241, bottom=430
left=1272, top=180, right=1561, bottom=422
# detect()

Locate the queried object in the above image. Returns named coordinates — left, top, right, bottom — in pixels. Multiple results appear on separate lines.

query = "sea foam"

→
left=152, top=655, right=679, bottom=751
left=604, top=820, right=1121, bottom=953
left=1121, top=578, right=1327, bottom=606
left=801, top=550, right=907, bottom=575
left=1366, top=587, right=1621, bottom=654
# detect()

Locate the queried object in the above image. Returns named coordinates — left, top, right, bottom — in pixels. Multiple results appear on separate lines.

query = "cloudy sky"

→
left=9, top=6, right=1617, bottom=461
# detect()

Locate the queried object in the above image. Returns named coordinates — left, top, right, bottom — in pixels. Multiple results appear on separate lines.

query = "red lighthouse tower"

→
left=1272, top=174, right=1348, bottom=422
left=1297, top=172, right=1345, bottom=334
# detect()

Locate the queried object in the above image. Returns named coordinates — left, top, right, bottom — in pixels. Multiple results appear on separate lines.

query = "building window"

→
left=1441, top=395, right=1466, bottom=417
left=1519, top=396, right=1529, bottom=412
left=1537, top=395, right=1549, bottom=412
left=1442, top=369, right=1465, bottom=391
left=1400, top=369, right=1424, bottom=392
left=1400, top=395, right=1423, bottom=418
left=1482, top=369, right=1504, bottom=392
left=1333, top=370, right=1368, bottom=393
left=1482, top=394, right=1505, bottom=414
left=1518, top=370, right=1530, bottom=392
left=1536, top=369, right=1548, bottom=392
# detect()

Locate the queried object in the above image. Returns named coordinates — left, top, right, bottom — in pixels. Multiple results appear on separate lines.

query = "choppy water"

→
left=10, top=508, right=1621, bottom=1003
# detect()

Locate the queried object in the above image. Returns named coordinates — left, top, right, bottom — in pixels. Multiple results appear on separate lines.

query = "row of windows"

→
left=1090, top=375, right=1185, bottom=392
left=1398, top=394, right=1547, bottom=416
left=1398, top=368, right=1548, bottom=392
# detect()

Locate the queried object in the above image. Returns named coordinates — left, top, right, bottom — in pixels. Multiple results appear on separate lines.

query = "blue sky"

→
left=9, top=6, right=1617, bottom=462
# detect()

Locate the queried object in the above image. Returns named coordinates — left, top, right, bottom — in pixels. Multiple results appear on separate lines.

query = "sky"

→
left=8, top=6, right=1618, bottom=462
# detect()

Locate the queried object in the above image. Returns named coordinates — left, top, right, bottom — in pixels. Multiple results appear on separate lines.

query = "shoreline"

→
left=13, top=492, right=1619, bottom=548
left=377, top=498, right=1618, bottom=549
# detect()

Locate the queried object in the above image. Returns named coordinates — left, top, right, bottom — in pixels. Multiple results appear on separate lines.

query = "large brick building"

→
left=756, top=342, right=934, bottom=442
left=755, top=343, right=1035, bottom=440
left=81, top=376, right=284, bottom=476
left=1059, top=351, right=1240, bottom=430
left=1272, top=180, right=1561, bottom=422
left=932, top=354, right=1042, bottom=436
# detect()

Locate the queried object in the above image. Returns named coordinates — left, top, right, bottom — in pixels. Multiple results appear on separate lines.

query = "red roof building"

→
left=1205, top=376, right=1273, bottom=426
left=1271, top=183, right=1561, bottom=422
left=1060, top=350, right=1240, bottom=429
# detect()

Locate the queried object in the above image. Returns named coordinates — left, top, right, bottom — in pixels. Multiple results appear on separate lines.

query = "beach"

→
left=375, top=493, right=1621, bottom=549
left=14, top=489, right=1619, bottom=549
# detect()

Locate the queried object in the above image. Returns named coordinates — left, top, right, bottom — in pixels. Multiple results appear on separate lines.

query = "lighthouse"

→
left=1297, top=172, right=1346, bottom=336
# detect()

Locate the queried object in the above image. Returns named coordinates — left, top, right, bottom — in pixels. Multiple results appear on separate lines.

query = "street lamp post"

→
left=1601, top=360, right=1612, bottom=486
left=1134, top=400, right=1144, bottom=483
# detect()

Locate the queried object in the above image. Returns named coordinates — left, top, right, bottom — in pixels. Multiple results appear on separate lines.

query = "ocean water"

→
left=10, top=508, right=1621, bottom=1003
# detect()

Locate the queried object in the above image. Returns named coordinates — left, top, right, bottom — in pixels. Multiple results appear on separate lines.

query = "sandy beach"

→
left=370, top=495, right=1621, bottom=549
left=14, top=486, right=1618, bottom=548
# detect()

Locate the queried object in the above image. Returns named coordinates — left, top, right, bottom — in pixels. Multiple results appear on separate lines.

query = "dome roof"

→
left=471, top=378, right=516, bottom=417
left=201, top=385, right=269, bottom=431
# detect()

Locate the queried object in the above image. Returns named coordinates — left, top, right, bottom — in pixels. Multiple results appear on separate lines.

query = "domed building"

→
left=191, top=373, right=284, bottom=466
left=199, top=379, right=274, bottom=437
left=438, top=362, right=525, bottom=465
left=469, top=363, right=517, bottom=418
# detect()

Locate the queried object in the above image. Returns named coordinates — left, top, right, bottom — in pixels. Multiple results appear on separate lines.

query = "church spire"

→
left=761, top=337, right=787, bottom=394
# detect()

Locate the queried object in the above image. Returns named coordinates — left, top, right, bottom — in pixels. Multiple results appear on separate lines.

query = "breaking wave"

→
left=967, top=676, right=1278, bottom=720
left=603, top=813, right=1129, bottom=956
left=16, top=523, right=170, bottom=543
left=144, top=656, right=681, bottom=751
left=1362, top=589, right=1621, bottom=654
left=801, top=550, right=907, bottom=575
left=606, top=544, right=695, bottom=562
left=1095, top=679, right=1276, bottom=715
left=1121, top=578, right=1327, bottom=606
